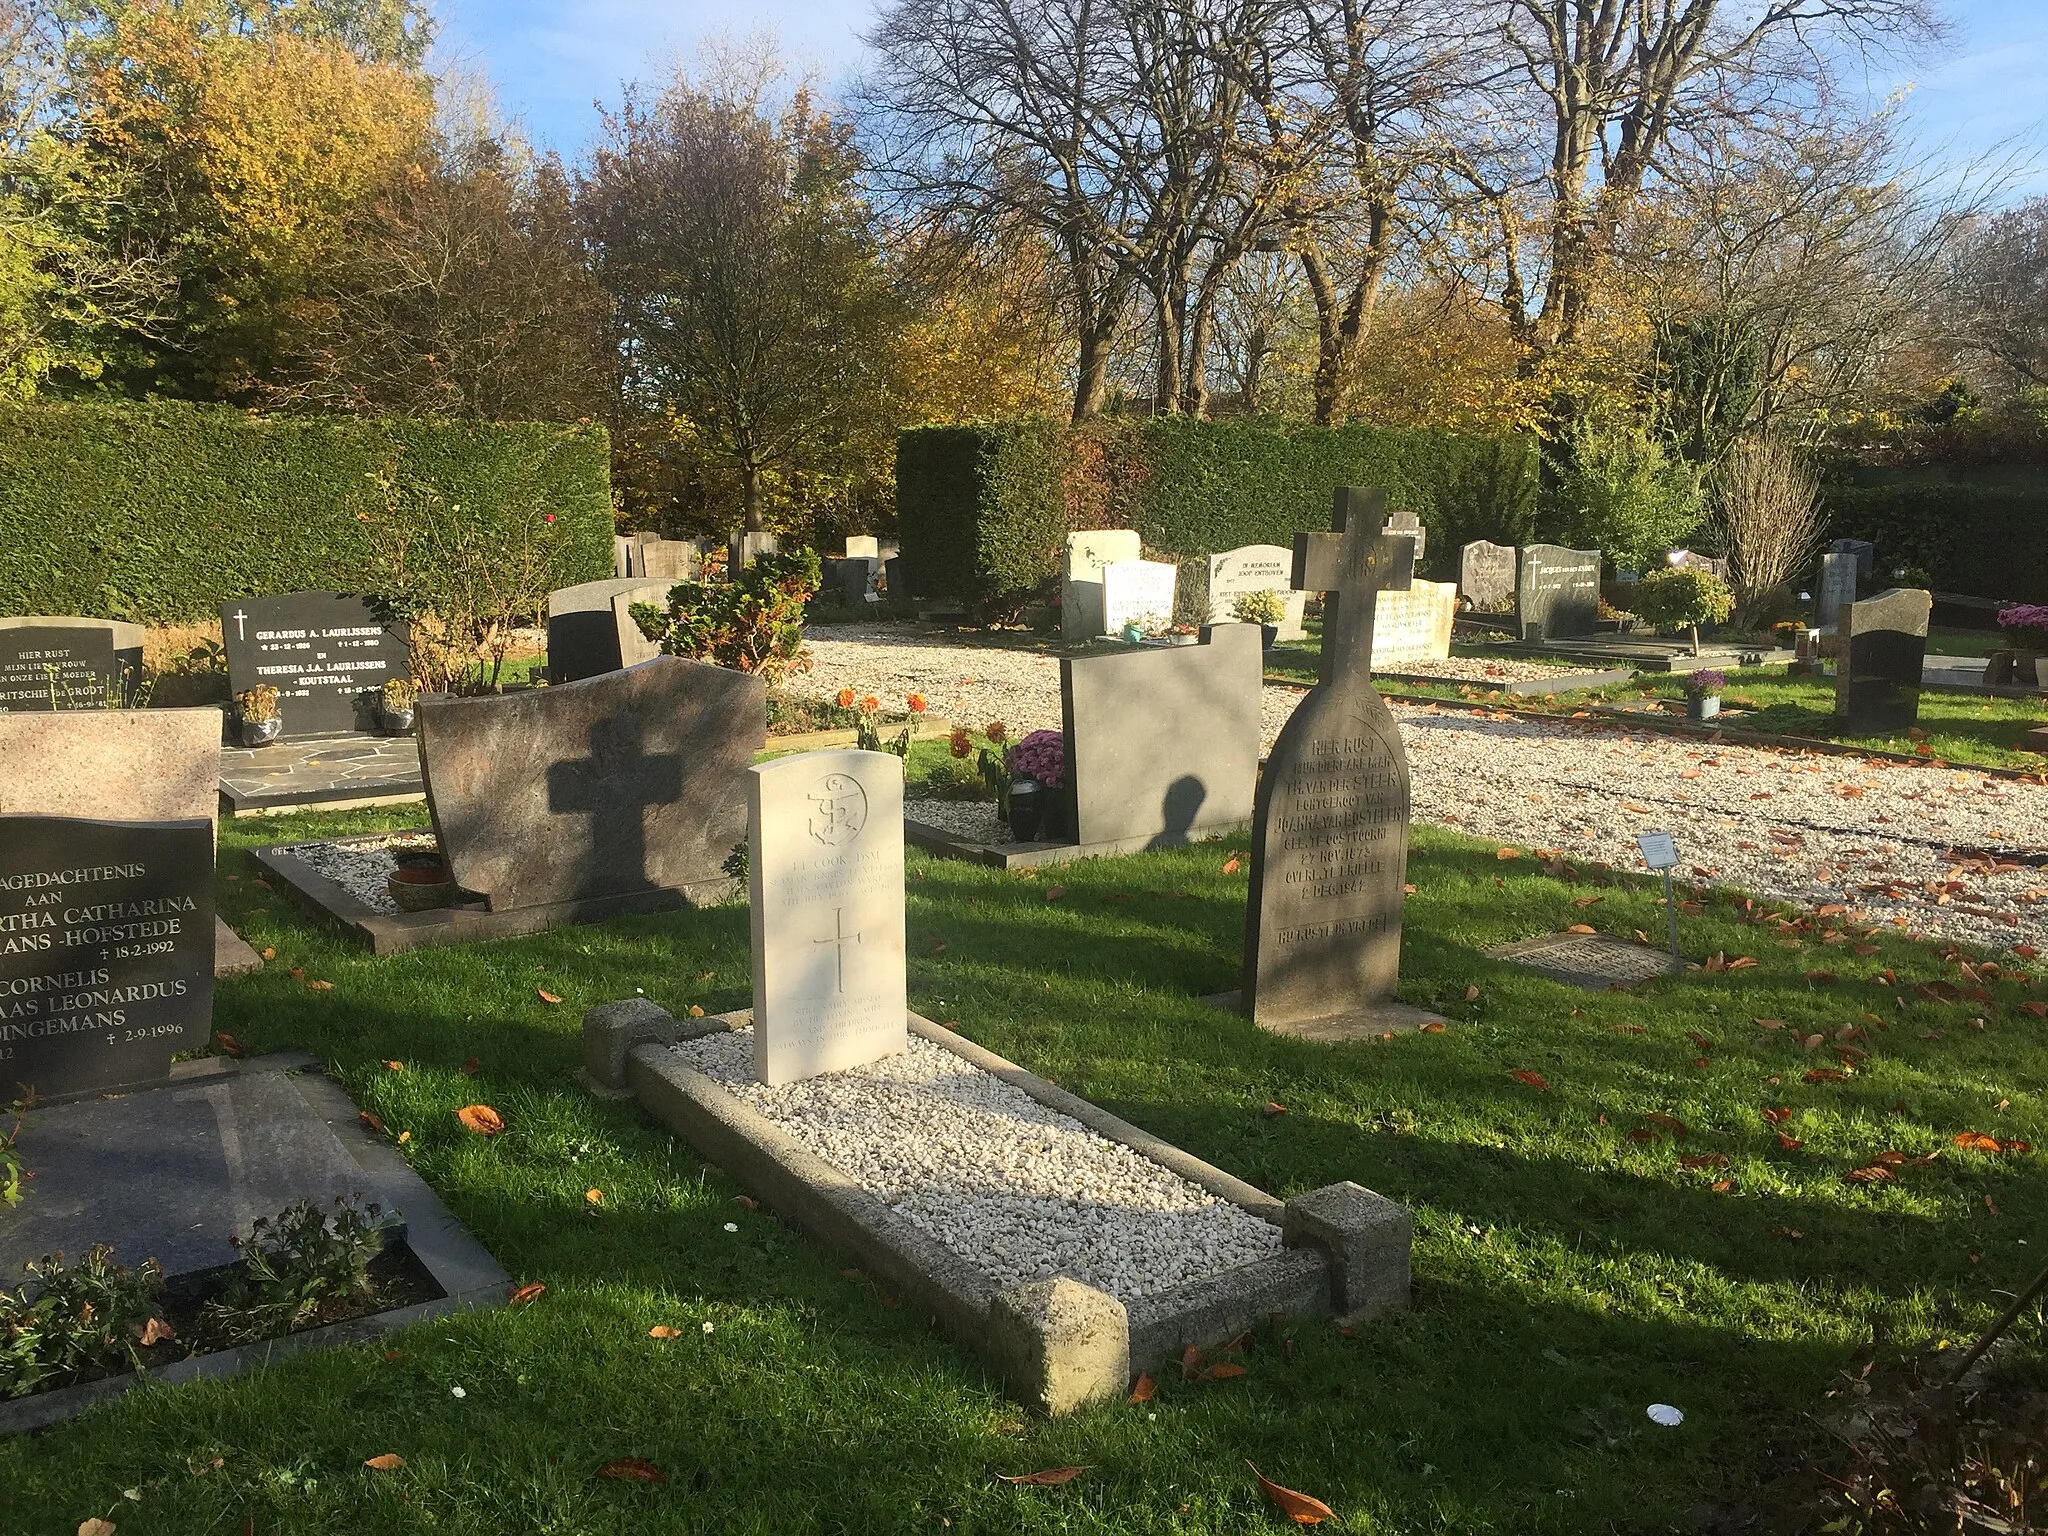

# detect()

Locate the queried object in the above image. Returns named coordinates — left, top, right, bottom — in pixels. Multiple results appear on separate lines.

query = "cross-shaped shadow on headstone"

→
left=545, top=711, right=685, bottom=897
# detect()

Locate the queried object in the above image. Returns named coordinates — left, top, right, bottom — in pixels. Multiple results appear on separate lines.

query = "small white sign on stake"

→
left=1636, top=831, right=1679, bottom=870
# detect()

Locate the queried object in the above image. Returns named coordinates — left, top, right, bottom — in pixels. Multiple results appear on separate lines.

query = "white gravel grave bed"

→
left=904, top=798, right=1009, bottom=844
left=274, top=832, right=438, bottom=917
left=1377, top=655, right=1593, bottom=685
left=675, top=1027, right=1282, bottom=1300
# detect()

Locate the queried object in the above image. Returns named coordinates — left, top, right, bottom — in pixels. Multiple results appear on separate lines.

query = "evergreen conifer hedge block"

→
left=896, top=418, right=1538, bottom=613
left=1824, top=479, right=2048, bottom=603
left=0, top=402, right=614, bottom=623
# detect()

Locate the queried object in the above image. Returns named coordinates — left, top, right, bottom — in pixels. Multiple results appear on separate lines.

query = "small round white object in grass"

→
left=451, top=1386, right=467, bottom=1399
left=1646, top=1404, right=1683, bottom=1427
left=723, top=1221, right=739, bottom=1232
left=701, top=1321, right=714, bottom=1334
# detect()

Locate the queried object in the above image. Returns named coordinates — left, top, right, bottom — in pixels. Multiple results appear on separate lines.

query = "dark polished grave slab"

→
left=1835, top=588, right=1932, bottom=735
left=220, top=592, right=410, bottom=739
left=0, top=617, right=142, bottom=712
left=1518, top=545, right=1601, bottom=642
left=1, top=815, right=214, bottom=1103
left=218, top=732, right=424, bottom=816
left=0, top=1055, right=511, bottom=1435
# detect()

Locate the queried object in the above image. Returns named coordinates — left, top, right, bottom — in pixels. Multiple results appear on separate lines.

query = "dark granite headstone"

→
left=1243, top=487, right=1434, bottom=1035
left=418, top=655, right=764, bottom=912
left=1816, top=550, right=1860, bottom=628
left=1518, top=545, right=1600, bottom=641
left=220, top=592, right=410, bottom=738
left=0, top=815, right=214, bottom=1101
left=1061, top=623, right=1261, bottom=853
left=0, top=618, right=143, bottom=712
left=1835, top=588, right=1931, bottom=735
left=546, top=578, right=672, bottom=684
left=1829, top=538, right=1876, bottom=579
left=827, top=557, right=881, bottom=603
left=1459, top=541, right=1517, bottom=614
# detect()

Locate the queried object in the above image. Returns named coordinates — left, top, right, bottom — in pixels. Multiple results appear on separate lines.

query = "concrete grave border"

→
left=247, top=836, right=704, bottom=955
left=900, top=815, right=1226, bottom=870
left=585, top=1000, right=1411, bottom=1414
left=0, top=1053, right=511, bottom=1436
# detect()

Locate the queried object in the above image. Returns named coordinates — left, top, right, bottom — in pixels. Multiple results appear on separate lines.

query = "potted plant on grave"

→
left=972, top=720, right=1015, bottom=825
left=234, top=684, right=282, bottom=747
left=1119, top=614, right=1150, bottom=645
left=1006, top=728, right=1069, bottom=842
left=1628, top=567, right=1734, bottom=656
left=1231, top=588, right=1288, bottom=649
left=852, top=692, right=926, bottom=757
left=386, top=848, right=460, bottom=911
left=379, top=677, right=417, bottom=735
left=1683, top=669, right=1726, bottom=721
left=1997, top=605, right=2048, bottom=652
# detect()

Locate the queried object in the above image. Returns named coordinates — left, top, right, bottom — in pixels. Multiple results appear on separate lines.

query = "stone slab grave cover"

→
left=749, top=749, right=907, bottom=1086
left=0, top=706, right=220, bottom=1102
left=420, top=655, right=764, bottom=915
left=1487, top=931, right=1686, bottom=990
left=1460, top=541, right=1517, bottom=615
left=546, top=577, right=672, bottom=684
left=221, top=592, right=410, bottom=739
left=1835, top=587, right=1932, bottom=735
left=1371, top=580, right=1458, bottom=667
left=0, top=617, right=143, bottom=712
left=1206, top=544, right=1307, bottom=640
left=1060, top=623, right=1260, bottom=855
left=216, top=735, right=423, bottom=818
left=1234, top=487, right=1444, bottom=1040
left=1062, top=530, right=1142, bottom=641
left=1816, top=550, right=1860, bottom=629
left=1518, top=545, right=1601, bottom=641
left=1100, top=559, right=1179, bottom=636
left=0, top=1053, right=512, bottom=1436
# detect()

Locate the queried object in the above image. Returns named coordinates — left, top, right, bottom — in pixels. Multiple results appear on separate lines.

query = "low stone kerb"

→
left=1282, top=1180, right=1412, bottom=1321
left=988, top=1276, right=1130, bottom=1416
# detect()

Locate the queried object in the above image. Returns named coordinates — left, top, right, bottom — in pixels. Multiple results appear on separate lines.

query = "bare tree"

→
left=1951, top=197, right=2048, bottom=389
left=1713, top=435, right=1824, bottom=624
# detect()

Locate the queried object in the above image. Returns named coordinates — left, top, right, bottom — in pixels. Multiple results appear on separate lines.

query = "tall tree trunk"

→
left=1299, top=230, right=1388, bottom=427
left=742, top=462, right=763, bottom=532
left=1151, top=283, right=1183, bottom=416
left=1182, top=285, right=1214, bottom=418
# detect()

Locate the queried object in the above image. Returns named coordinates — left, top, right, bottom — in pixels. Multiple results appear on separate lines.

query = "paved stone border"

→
left=0, top=1055, right=511, bottom=1436
left=248, top=837, right=693, bottom=955
left=586, top=1001, right=1410, bottom=1414
left=901, top=817, right=1157, bottom=870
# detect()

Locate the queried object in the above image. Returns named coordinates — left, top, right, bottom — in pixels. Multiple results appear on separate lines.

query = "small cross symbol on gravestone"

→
left=1292, top=486, right=1416, bottom=683
left=545, top=713, right=685, bottom=898
left=232, top=610, right=248, bottom=641
left=812, top=907, right=863, bottom=992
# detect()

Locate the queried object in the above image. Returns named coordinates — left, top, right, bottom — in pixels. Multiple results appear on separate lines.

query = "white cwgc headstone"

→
left=1100, top=559, right=1179, bottom=636
left=844, top=535, right=881, bottom=560
left=1062, top=531, right=1143, bottom=641
left=1371, top=580, right=1458, bottom=667
left=1207, top=544, right=1307, bottom=640
left=748, top=749, right=908, bottom=1086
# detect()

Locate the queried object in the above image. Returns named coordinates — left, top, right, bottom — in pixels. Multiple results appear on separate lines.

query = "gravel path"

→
left=1377, top=655, right=1588, bottom=684
left=676, top=1027, right=1282, bottom=1300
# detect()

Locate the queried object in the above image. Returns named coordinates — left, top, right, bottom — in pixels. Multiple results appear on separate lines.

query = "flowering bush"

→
left=1009, top=728, right=1065, bottom=788
left=1685, top=669, right=1726, bottom=696
left=1997, top=604, right=2048, bottom=642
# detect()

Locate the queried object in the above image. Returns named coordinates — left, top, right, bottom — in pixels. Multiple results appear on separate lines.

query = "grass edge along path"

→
left=2, top=805, right=2043, bottom=1533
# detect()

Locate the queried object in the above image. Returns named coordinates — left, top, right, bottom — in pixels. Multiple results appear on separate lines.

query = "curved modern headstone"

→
left=417, top=656, right=764, bottom=914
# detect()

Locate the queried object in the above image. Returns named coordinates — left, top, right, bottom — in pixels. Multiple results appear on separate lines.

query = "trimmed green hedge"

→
left=896, top=417, right=1538, bottom=611
left=0, top=402, right=614, bottom=623
left=1824, top=471, right=2048, bottom=603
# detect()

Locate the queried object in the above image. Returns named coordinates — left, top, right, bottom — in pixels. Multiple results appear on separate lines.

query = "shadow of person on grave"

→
left=544, top=709, right=684, bottom=901
left=1147, top=773, right=1208, bottom=850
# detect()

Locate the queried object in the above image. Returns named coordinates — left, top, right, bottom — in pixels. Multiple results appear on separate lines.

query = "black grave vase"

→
left=1008, top=778, right=1045, bottom=841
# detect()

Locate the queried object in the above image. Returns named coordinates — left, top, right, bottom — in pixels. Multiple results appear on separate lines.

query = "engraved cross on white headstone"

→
left=812, top=907, right=863, bottom=992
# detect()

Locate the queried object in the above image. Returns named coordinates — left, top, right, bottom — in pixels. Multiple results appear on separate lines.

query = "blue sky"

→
left=437, top=0, right=2044, bottom=193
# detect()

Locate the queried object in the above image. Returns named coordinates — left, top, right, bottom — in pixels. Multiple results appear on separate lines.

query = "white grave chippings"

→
left=678, top=1028, right=1282, bottom=1298
left=276, top=832, right=439, bottom=915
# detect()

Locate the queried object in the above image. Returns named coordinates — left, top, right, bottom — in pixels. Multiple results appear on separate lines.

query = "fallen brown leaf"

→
left=1510, top=1069, right=1549, bottom=1090
left=1222, top=857, right=1242, bottom=875
left=307, top=979, right=334, bottom=992
left=1128, top=1372, right=1156, bottom=1404
left=1464, top=984, right=1481, bottom=1002
left=1180, top=1344, right=1205, bottom=1380
left=997, top=1466, right=1087, bottom=1487
left=508, top=1282, right=546, bottom=1307
left=1249, top=1463, right=1336, bottom=1525
left=596, top=1457, right=668, bottom=1483
left=1803, top=1069, right=1848, bottom=1083
left=455, top=1104, right=505, bottom=1135
left=1044, top=885, right=1066, bottom=902
left=1262, top=1101, right=1288, bottom=1117
left=461, top=1056, right=481, bottom=1075
left=1566, top=923, right=1597, bottom=935
left=1679, top=1153, right=1731, bottom=1170
left=358, top=1110, right=386, bottom=1136
left=648, top=1325, right=680, bottom=1338
left=537, top=989, right=563, bottom=1004
left=585, top=1187, right=603, bottom=1205
left=364, top=1453, right=406, bottom=1471
left=130, top=1316, right=175, bottom=1345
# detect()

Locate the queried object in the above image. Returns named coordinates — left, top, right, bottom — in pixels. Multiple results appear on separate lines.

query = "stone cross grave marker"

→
left=221, top=592, right=411, bottom=738
left=1835, top=587, right=1931, bottom=735
left=1459, top=541, right=1517, bottom=615
left=1100, top=559, right=1179, bottom=635
left=1517, top=545, right=1600, bottom=641
left=749, top=749, right=908, bottom=1086
left=1241, top=487, right=1441, bottom=1038
left=1384, top=506, right=1426, bottom=562
left=1207, top=544, right=1307, bottom=639
left=1816, top=550, right=1860, bottom=629
left=1062, top=530, right=1141, bottom=641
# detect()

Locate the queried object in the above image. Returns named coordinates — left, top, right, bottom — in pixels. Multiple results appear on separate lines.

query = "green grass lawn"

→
left=5, top=807, right=2045, bottom=1532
